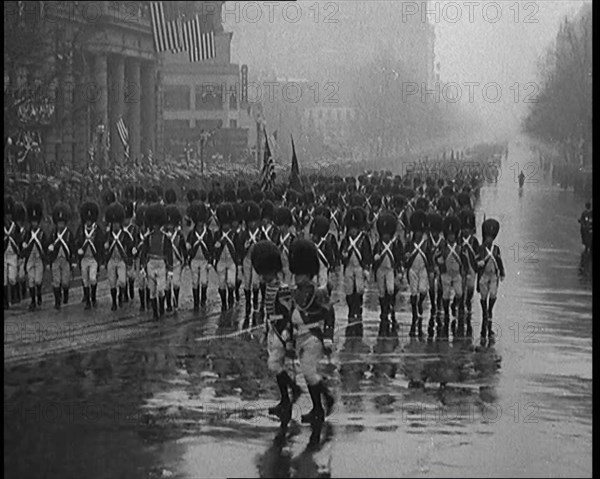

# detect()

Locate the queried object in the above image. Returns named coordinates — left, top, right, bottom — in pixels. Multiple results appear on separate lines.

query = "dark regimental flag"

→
left=261, top=131, right=275, bottom=192
left=289, top=134, right=302, bottom=191
left=116, top=117, right=130, bottom=161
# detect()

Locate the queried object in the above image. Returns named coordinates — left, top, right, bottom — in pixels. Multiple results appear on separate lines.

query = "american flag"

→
left=261, top=131, right=275, bottom=192
left=150, top=2, right=215, bottom=62
left=116, top=117, right=130, bottom=161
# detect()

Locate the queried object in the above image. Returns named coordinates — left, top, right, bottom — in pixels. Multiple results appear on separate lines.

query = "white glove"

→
left=22, top=242, right=27, bottom=249
left=186, top=242, right=191, bottom=250
left=323, top=338, right=333, bottom=355
left=48, top=244, right=54, bottom=252
left=104, top=242, right=109, bottom=249
left=132, top=247, right=137, bottom=255
left=215, top=241, right=221, bottom=249
left=77, top=248, right=84, bottom=256
left=167, top=271, right=174, bottom=278
left=374, top=253, right=381, bottom=261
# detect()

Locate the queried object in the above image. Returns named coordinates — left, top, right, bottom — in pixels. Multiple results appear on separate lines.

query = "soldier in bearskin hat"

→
left=427, top=212, right=444, bottom=337
left=164, top=205, right=186, bottom=312
left=141, top=203, right=173, bottom=320
left=476, top=218, right=505, bottom=342
left=47, top=202, right=75, bottom=310
left=13, top=201, right=27, bottom=303
left=133, top=203, right=149, bottom=312
left=104, top=202, right=132, bottom=311
left=273, top=206, right=295, bottom=287
left=164, top=188, right=177, bottom=206
left=459, top=209, right=479, bottom=334
left=4, top=195, right=21, bottom=309
left=213, top=203, right=239, bottom=313
left=339, top=206, right=373, bottom=337
left=403, top=210, right=432, bottom=338
left=186, top=201, right=213, bottom=311
left=238, top=201, right=262, bottom=324
left=310, top=215, right=336, bottom=295
left=22, top=200, right=46, bottom=310
left=434, top=215, right=468, bottom=338
left=75, top=201, right=104, bottom=310
left=288, top=239, right=335, bottom=425
left=372, top=212, right=403, bottom=335
left=232, top=201, right=245, bottom=302
left=251, top=241, right=302, bottom=424
left=121, top=200, right=137, bottom=303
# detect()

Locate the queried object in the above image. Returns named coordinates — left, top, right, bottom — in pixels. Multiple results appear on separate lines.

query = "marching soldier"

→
left=22, top=200, right=46, bottom=310
left=186, top=201, right=213, bottom=311
left=47, top=202, right=75, bottom=310
left=104, top=202, right=132, bottom=311
left=13, top=201, right=27, bottom=304
left=238, top=201, right=262, bottom=324
left=251, top=241, right=302, bottom=424
left=213, top=203, right=238, bottom=313
left=122, top=200, right=137, bottom=303
left=372, top=212, right=403, bottom=335
left=288, top=239, right=336, bottom=425
left=459, top=209, right=479, bottom=335
left=435, top=215, right=468, bottom=338
left=274, top=206, right=295, bottom=287
left=427, top=212, right=444, bottom=337
left=4, top=196, right=21, bottom=309
left=477, top=218, right=505, bottom=342
left=141, top=203, right=173, bottom=320
left=403, top=210, right=432, bottom=338
left=310, top=215, right=336, bottom=295
left=164, top=205, right=186, bottom=312
left=75, top=201, right=104, bottom=310
left=339, top=206, right=372, bottom=337
left=233, top=201, right=245, bottom=302
left=133, top=204, right=149, bottom=312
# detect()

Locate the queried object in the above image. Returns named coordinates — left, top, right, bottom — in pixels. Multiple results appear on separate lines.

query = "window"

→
left=163, top=86, right=190, bottom=110
left=229, top=119, right=237, bottom=128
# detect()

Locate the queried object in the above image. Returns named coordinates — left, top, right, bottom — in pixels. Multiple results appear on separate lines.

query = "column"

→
left=125, top=59, right=141, bottom=163
left=73, top=53, right=89, bottom=169
left=93, top=53, right=108, bottom=168
left=108, top=55, right=125, bottom=163
left=61, top=41, right=74, bottom=168
left=140, top=62, right=156, bottom=155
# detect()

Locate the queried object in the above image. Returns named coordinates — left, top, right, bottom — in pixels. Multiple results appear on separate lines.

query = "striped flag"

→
left=261, top=131, right=275, bottom=192
left=116, top=117, right=130, bottom=161
left=151, top=2, right=215, bottom=62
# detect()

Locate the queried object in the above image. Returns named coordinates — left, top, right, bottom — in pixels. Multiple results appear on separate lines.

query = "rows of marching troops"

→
left=4, top=168, right=504, bottom=341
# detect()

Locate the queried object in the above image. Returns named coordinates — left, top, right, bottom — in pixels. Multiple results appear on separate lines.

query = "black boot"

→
left=173, top=287, right=180, bottom=310
left=91, top=284, right=98, bottom=308
left=159, top=295, right=165, bottom=316
left=111, top=288, right=118, bottom=311
left=465, top=288, right=474, bottom=314
left=243, top=289, right=252, bottom=328
left=345, top=294, right=355, bottom=337
left=480, top=299, right=488, bottom=340
left=252, top=288, right=260, bottom=313
left=200, top=285, right=207, bottom=307
left=151, top=297, right=159, bottom=320
left=442, top=299, right=450, bottom=338
left=378, top=296, right=387, bottom=334
left=466, top=313, right=473, bottom=337
left=259, top=282, right=267, bottom=313
left=52, top=287, right=60, bottom=310
left=29, top=287, right=37, bottom=311
left=62, top=287, right=69, bottom=305
left=319, top=380, right=335, bottom=417
left=122, top=282, right=129, bottom=303
left=192, top=287, right=199, bottom=312
left=355, top=293, right=364, bottom=337
left=428, top=288, right=436, bottom=320
left=165, top=289, right=173, bottom=312
left=389, top=292, right=398, bottom=332
left=146, top=288, right=151, bottom=308
left=451, top=297, right=457, bottom=317
left=139, top=288, right=146, bottom=312
left=13, top=281, right=21, bottom=303
left=409, top=295, right=418, bottom=337
left=227, top=287, right=235, bottom=309
left=456, top=298, right=465, bottom=338
left=219, top=288, right=227, bottom=312
left=128, top=278, right=135, bottom=300
left=21, top=280, right=27, bottom=302
left=235, top=280, right=241, bottom=302
left=84, top=287, right=91, bottom=310
left=417, top=292, right=426, bottom=318
left=488, top=297, right=497, bottom=339
left=36, top=285, right=42, bottom=306
left=269, top=372, right=292, bottom=422
left=4, top=286, right=9, bottom=310
left=301, top=383, right=325, bottom=424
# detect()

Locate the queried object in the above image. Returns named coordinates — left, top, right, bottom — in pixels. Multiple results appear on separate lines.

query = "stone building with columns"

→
left=4, top=1, right=161, bottom=170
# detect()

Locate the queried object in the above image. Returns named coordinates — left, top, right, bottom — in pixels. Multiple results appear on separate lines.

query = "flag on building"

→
left=261, top=131, right=275, bottom=192
left=116, top=117, right=130, bottom=161
left=151, top=2, right=215, bottom=61
left=289, top=134, right=302, bottom=191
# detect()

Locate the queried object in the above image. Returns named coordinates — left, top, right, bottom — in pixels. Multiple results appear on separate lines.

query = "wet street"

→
left=4, top=140, right=592, bottom=478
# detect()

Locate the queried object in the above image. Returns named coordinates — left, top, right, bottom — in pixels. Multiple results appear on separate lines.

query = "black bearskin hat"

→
left=314, top=205, right=331, bottom=219
left=52, top=202, right=71, bottom=224
left=274, top=207, right=293, bottom=227
left=376, top=212, right=397, bottom=237
left=459, top=210, right=475, bottom=231
left=233, top=202, right=244, bottom=223
left=216, top=203, right=235, bottom=225
left=102, top=189, right=116, bottom=207
left=80, top=201, right=99, bottom=223
left=251, top=190, right=264, bottom=204
left=456, top=192, right=471, bottom=210
left=442, top=215, right=461, bottom=239
left=4, top=195, right=15, bottom=217
left=198, top=189, right=207, bottom=202
left=409, top=210, right=427, bottom=233
left=285, top=189, right=299, bottom=206
left=13, top=202, right=26, bottom=222
left=349, top=193, right=365, bottom=208
left=310, top=215, right=330, bottom=237
left=251, top=240, right=283, bottom=276
left=238, top=187, right=251, bottom=202
left=105, top=202, right=125, bottom=224
left=26, top=200, right=43, bottom=223
left=224, top=188, right=237, bottom=203
left=208, top=188, right=223, bottom=205
left=134, top=186, right=146, bottom=202
left=415, top=197, right=430, bottom=212
left=188, top=201, right=207, bottom=224
left=186, top=189, right=200, bottom=203
left=427, top=212, right=443, bottom=233
left=482, top=218, right=500, bottom=240
left=166, top=205, right=182, bottom=225
left=145, top=189, right=159, bottom=203
left=345, top=206, right=366, bottom=229
left=164, top=188, right=177, bottom=205
left=243, top=201, right=261, bottom=223
left=146, top=203, right=167, bottom=228
left=122, top=184, right=135, bottom=201
left=135, top=204, right=147, bottom=227
left=437, top=196, right=453, bottom=214
left=122, top=200, right=134, bottom=219
left=370, top=193, right=382, bottom=209
left=260, top=200, right=275, bottom=221
left=289, top=239, right=320, bottom=277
